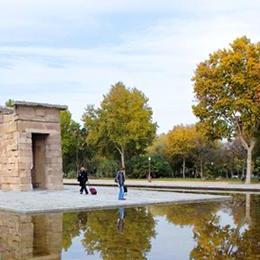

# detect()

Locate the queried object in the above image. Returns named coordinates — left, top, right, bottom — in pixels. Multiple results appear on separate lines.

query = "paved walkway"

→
left=64, top=179, right=260, bottom=192
left=0, top=186, right=230, bottom=214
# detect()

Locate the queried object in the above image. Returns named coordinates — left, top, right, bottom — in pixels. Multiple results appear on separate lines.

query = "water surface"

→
left=0, top=193, right=259, bottom=259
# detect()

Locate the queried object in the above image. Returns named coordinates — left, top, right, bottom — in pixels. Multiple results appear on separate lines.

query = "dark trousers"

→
left=80, top=184, right=88, bottom=194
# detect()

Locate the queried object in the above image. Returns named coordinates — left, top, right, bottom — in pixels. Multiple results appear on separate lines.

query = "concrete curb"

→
left=64, top=182, right=260, bottom=192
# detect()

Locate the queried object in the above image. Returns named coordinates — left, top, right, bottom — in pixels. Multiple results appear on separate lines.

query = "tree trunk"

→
left=226, top=170, right=229, bottom=179
left=182, top=158, right=186, bottom=178
left=200, top=159, right=203, bottom=178
left=120, top=150, right=125, bottom=169
left=245, top=140, right=255, bottom=184
left=230, top=169, right=234, bottom=179
left=245, top=193, right=251, bottom=224
left=238, top=136, right=256, bottom=184
left=116, top=145, right=126, bottom=173
left=242, top=160, right=246, bottom=179
left=245, top=148, right=252, bottom=184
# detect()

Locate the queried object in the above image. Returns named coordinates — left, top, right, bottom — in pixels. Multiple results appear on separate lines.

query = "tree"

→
left=165, top=125, right=197, bottom=178
left=60, top=110, right=80, bottom=175
left=192, top=36, right=260, bottom=183
left=146, top=134, right=168, bottom=158
left=126, top=155, right=172, bottom=178
left=5, top=99, right=14, bottom=107
left=225, top=139, right=247, bottom=178
left=60, top=110, right=93, bottom=176
left=83, top=82, right=157, bottom=172
left=192, top=129, right=217, bottom=178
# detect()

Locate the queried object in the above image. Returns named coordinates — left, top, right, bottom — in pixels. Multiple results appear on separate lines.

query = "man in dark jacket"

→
left=115, top=167, right=125, bottom=200
left=78, top=166, right=89, bottom=194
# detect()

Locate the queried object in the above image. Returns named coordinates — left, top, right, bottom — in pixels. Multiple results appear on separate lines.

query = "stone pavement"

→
left=64, top=179, right=260, bottom=192
left=0, top=185, right=230, bottom=214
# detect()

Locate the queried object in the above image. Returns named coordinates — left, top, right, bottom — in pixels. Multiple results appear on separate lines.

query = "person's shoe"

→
left=80, top=192, right=83, bottom=194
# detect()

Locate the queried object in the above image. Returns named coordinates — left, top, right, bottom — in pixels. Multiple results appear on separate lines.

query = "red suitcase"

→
left=89, top=187, right=97, bottom=195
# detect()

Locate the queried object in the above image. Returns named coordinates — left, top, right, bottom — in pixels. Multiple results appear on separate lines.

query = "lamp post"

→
left=148, top=156, right=151, bottom=182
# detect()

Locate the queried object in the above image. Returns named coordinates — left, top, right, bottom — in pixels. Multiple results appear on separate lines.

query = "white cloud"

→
left=0, top=0, right=259, bottom=133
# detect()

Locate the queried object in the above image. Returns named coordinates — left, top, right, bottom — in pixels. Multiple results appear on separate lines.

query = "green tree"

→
left=60, top=110, right=93, bottom=176
left=192, top=36, right=260, bottom=183
left=94, top=156, right=118, bottom=178
left=60, top=110, right=80, bottom=175
left=126, top=155, right=172, bottom=178
left=5, top=99, right=14, bottom=107
left=83, top=82, right=157, bottom=172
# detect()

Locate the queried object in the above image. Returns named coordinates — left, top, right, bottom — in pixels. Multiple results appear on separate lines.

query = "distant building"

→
left=0, top=101, right=67, bottom=191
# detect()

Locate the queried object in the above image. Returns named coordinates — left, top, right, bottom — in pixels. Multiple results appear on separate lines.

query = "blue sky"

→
left=0, top=0, right=259, bottom=133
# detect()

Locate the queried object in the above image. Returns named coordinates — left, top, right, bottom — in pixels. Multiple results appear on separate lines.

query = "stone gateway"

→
left=0, top=101, right=67, bottom=191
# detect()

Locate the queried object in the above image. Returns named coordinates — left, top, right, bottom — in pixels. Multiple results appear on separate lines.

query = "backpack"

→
left=77, top=174, right=82, bottom=182
left=114, top=174, right=119, bottom=183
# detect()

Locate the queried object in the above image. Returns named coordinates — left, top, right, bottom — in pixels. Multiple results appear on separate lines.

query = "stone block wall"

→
left=0, top=102, right=66, bottom=191
left=0, top=212, right=34, bottom=259
left=0, top=212, right=63, bottom=259
left=0, top=112, right=21, bottom=191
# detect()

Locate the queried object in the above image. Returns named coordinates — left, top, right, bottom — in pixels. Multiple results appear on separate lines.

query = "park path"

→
left=0, top=186, right=230, bottom=214
left=64, top=178, right=260, bottom=192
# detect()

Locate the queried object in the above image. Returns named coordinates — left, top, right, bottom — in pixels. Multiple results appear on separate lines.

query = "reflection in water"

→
left=117, top=207, right=125, bottom=232
left=0, top=212, right=62, bottom=260
left=150, top=193, right=260, bottom=259
left=0, top=193, right=259, bottom=259
left=62, top=207, right=156, bottom=259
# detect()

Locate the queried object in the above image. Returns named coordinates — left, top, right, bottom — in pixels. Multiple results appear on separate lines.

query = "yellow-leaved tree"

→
left=165, top=125, right=198, bottom=178
left=192, top=36, right=260, bottom=183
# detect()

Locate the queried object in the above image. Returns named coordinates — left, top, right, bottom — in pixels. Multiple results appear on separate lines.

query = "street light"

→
left=148, top=156, right=151, bottom=182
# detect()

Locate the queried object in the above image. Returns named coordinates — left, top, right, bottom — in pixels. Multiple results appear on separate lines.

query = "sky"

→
left=0, top=0, right=259, bottom=133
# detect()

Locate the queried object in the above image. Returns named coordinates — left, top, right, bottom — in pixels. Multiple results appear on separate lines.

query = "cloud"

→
left=0, top=0, right=259, bottom=133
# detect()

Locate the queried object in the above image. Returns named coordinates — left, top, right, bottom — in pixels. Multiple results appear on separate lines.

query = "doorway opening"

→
left=31, top=133, right=49, bottom=189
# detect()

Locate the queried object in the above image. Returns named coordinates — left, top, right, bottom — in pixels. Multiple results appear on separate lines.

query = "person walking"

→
left=78, top=166, right=89, bottom=194
left=115, top=167, right=125, bottom=200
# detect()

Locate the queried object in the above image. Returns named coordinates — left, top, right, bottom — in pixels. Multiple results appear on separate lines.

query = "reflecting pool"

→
left=0, top=193, right=259, bottom=259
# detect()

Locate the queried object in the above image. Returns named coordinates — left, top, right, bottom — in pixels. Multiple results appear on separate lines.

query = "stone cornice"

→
left=14, top=101, right=67, bottom=110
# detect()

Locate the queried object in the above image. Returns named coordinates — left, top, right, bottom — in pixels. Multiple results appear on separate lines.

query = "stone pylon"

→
left=0, top=101, right=67, bottom=191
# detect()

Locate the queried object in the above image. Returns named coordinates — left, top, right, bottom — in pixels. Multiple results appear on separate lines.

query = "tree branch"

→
left=232, top=113, right=249, bottom=150
left=115, top=145, right=122, bottom=155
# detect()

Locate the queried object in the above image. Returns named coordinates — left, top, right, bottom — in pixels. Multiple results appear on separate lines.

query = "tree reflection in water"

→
left=150, top=194, right=260, bottom=259
left=62, top=207, right=156, bottom=260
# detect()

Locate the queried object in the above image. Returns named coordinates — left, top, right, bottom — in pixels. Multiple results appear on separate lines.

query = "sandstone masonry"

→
left=0, top=101, right=67, bottom=191
left=0, top=212, right=62, bottom=259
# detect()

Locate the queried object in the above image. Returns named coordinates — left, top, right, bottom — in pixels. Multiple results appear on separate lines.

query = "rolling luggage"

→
left=89, top=187, right=97, bottom=195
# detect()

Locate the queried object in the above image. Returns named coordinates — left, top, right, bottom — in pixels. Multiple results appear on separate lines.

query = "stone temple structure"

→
left=0, top=101, right=67, bottom=191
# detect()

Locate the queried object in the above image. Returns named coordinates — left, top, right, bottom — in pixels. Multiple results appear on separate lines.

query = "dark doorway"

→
left=31, top=133, right=48, bottom=189
left=32, top=215, right=49, bottom=256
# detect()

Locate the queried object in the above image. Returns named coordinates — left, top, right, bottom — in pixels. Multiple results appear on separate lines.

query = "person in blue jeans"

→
left=115, top=167, right=125, bottom=200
